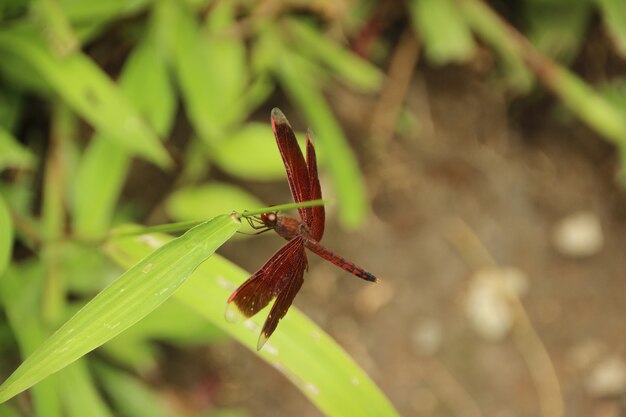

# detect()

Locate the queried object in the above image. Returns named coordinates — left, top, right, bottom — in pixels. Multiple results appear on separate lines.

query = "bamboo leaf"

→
left=104, top=232, right=399, bottom=417
left=596, top=0, right=626, bottom=57
left=165, top=182, right=264, bottom=222
left=59, top=0, right=150, bottom=22
left=409, top=0, right=476, bottom=64
left=1, top=262, right=62, bottom=417
left=286, top=19, right=382, bottom=91
left=94, top=364, right=170, bottom=417
left=524, top=0, right=591, bottom=63
left=0, top=23, right=171, bottom=168
left=0, top=195, right=13, bottom=276
left=31, top=0, right=80, bottom=56
left=156, top=0, right=247, bottom=144
left=0, top=127, right=34, bottom=171
left=212, top=123, right=312, bottom=181
left=73, top=22, right=175, bottom=239
left=59, top=360, right=113, bottom=417
left=460, top=0, right=535, bottom=91
left=0, top=214, right=240, bottom=403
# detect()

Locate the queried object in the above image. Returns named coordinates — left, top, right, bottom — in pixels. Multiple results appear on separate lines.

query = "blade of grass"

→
left=409, top=0, right=476, bottom=64
left=94, top=363, right=170, bottom=417
left=0, top=127, right=34, bottom=171
left=73, top=20, right=175, bottom=239
left=596, top=0, right=626, bottom=57
left=59, top=0, right=150, bottom=23
left=0, top=214, right=240, bottom=403
left=0, top=404, right=20, bottom=417
left=1, top=262, right=62, bottom=417
left=286, top=19, right=383, bottom=91
left=31, top=0, right=79, bottom=56
left=0, top=23, right=171, bottom=168
left=59, top=360, right=113, bottom=417
left=108, top=200, right=326, bottom=238
left=460, top=0, right=534, bottom=91
left=0, top=195, right=12, bottom=276
left=41, top=102, right=73, bottom=324
left=165, top=183, right=264, bottom=224
left=104, top=233, right=399, bottom=417
left=523, top=0, right=591, bottom=63
left=155, top=0, right=246, bottom=144
left=211, top=123, right=291, bottom=181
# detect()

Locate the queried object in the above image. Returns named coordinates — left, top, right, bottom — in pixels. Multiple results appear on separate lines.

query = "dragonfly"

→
left=226, top=108, right=378, bottom=350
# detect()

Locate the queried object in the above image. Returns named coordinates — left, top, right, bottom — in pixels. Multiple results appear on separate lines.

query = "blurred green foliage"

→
left=1, top=0, right=626, bottom=416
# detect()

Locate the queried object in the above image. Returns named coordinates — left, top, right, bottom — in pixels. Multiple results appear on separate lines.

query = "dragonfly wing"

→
left=226, top=238, right=305, bottom=322
left=271, top=108, right=312, bottom=225
left=306, top=129, right=324, bottom=241
left=257, top=248, right=306, bottom=350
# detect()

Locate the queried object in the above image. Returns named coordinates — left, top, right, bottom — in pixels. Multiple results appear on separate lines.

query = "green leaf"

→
left=104, top=233, right=399, bottom=417
left=0, top=89, right=23, bottom=132
left=73, top=21, right=176, bottom=238
left=0, top=214, right=240, bottom=403
left=459, top=0, right=535, bottom=91
left=524, top=0, right=591, bottom=63
left=202, top=1, right=248, bottom=122
left=409, top=0, right=477, bottom=64
left=95, top=364, right=170, bottom=417
left=165, top=182, right=264, bottom=222
left=596, top=0, right=626, bottom=57
left=212, top=123, right=305, bottom=181
left=59, top=0, right=150, bottom=22
left=0, top=23, right=171, bottom=168
left=31, top=0, right=80, bottom=56
left=156, top=0, right=247, bottom=143
left=0, top=404, right=20, bottom=417
left=0, top=194, right=13, bottom=276
left=275, top=52, right=368, bottom=228
left=0, top=127, right=34, bottom=171
left=102, top=298, right=226, bottom=370
left=73, top=22, right=175, bottom=239
left=59, top=360, right=113, bottom=417
left=286, top=19, right=382, bottom=91
left=60, top=243, right=120, bottom=295
left=1, top=262, right=62, bottom=417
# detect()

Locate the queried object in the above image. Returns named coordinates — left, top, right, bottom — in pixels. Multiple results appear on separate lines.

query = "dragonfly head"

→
left=260, top=211, right=279, bottom=227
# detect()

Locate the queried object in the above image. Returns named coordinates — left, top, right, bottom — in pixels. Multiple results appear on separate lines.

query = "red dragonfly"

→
left=226, top=108, right=378, bottom=350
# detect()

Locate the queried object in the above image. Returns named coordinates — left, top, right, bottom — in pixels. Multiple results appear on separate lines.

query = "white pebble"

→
left=552, top=211, right=603, bottom=257
left=586, top=356, right=626, bottom=397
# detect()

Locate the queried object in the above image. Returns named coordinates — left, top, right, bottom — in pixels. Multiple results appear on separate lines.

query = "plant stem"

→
left=108, top=199, right=328, bottom=238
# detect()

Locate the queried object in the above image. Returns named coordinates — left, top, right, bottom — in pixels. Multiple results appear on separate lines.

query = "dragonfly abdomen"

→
left=304, top=239, right=378, bottom=283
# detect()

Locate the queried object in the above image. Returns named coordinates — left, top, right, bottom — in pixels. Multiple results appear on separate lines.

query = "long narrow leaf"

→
left=596, top=0, right=626, bottom=57
left=0, top=195, right=12, bottom=276
left=460, top=0, right=534, bottom=91
left=409, top=0, right=476, bottom=64
left=59, top=360, right=113, bottom=417
left=0, top=214, right=240, bottom=403
left=0, top=128, right=34, bottom=171
left=155, top=0, right=245, bottom=143
left=0, top=23, right=171, bottom=168
left=1, top=262, right=62, bottom=417
left=104, top=232, right=399, bottom=417
left=286, top=19, right=382, bottom=91
left=73, top=21, right=175, bottom=238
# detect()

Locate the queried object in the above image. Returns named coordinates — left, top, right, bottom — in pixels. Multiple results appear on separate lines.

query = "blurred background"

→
left=1, top=0, right=626, bottom=416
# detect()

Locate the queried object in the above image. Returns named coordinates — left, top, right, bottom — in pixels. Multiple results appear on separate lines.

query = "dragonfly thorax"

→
left=273, top=215, right=308, bottom=241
